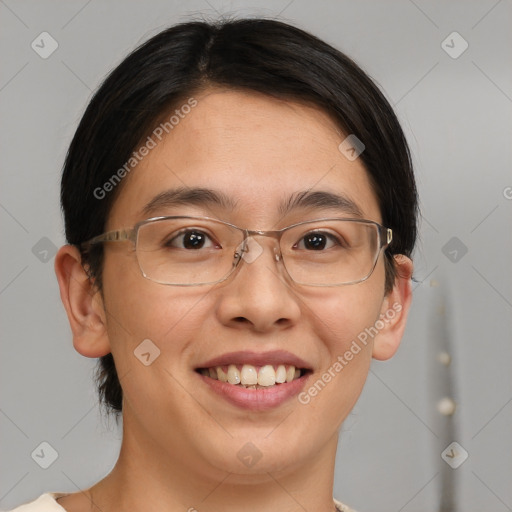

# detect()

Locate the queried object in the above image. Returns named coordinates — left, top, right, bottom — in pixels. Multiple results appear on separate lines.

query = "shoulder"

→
left=10, top=493, right=357, bottom=512
left=334, top=497, right=358, bottom=512
left=5, top=493, right=66, bottom=512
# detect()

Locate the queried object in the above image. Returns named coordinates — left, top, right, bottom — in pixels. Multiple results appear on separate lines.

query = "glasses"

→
left=81, top=216, right=392, bottom=287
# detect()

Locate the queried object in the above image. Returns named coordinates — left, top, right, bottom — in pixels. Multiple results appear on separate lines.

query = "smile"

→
left=194, top=350, right=313, bottom=410
left=196, top=364, right=308, bottom=388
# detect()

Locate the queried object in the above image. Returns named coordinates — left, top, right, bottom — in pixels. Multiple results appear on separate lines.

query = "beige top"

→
left=6, top=492, right=357, bottom=511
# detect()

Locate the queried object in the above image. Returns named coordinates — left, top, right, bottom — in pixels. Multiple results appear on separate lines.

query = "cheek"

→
left=99, top=273, right=215, bottom=423
left=296, top=277, right=385, bottom=424
left=305, top=272, right=385, bottom=354
left=101, top=252, right=213, bottom=369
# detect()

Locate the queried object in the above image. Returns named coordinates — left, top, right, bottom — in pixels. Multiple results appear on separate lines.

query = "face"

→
left=94, top=89, right=401, bottom=480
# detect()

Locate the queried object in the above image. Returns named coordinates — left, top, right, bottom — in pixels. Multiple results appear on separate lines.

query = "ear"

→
left=54, top=245, right=111, bottom=358
left=372, top=255, right=413, bottom=361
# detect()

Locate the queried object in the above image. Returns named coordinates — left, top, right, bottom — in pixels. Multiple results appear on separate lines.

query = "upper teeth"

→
left=201, top=364, right=301, bottom=387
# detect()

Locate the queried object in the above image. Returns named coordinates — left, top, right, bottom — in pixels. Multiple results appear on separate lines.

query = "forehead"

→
left=107, top=88, right=381, bottom=228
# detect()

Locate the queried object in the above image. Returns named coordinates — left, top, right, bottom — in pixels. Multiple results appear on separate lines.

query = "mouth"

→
left=194, top=351, right=313, bottom=410
left=195, top=364, right=310, bottom=389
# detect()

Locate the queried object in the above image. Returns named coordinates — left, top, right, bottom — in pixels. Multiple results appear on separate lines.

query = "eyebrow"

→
left=141, top=187, right=238, bottom=216
left=141, top=187, right=363, bottom=218
left=278, top=190, right=364, bottom=218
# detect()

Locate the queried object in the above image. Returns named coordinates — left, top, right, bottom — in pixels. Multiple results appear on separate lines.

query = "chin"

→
left=201, top=430, right=314, bottom=477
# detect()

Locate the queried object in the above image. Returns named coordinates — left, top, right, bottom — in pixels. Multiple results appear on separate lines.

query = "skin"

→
left=55, top=88, right=413, bottom=512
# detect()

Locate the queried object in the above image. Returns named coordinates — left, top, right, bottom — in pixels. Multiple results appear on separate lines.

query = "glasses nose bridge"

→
left=243, top=228, right=284, bottom=261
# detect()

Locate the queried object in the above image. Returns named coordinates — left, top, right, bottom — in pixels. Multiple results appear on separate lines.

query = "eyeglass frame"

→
left=80, top=215, right=393, bottom=287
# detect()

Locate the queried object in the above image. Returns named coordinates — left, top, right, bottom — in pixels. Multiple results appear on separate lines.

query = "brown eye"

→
left=182, top=231, right=206, bottom=249
left=294, top=231, right=340, bottom=251
left=303, top=233, right=327, bottom=250
left=166, top=230, right=217, bottom=250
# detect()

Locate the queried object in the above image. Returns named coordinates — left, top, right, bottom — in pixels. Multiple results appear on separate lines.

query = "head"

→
left=56, top=18, right=416, bottom=476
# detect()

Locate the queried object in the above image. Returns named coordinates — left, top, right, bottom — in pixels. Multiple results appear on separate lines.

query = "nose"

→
left=214, top=236, right=301, bottom=333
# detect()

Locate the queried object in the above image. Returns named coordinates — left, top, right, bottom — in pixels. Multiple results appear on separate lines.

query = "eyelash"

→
left=163, top=229, right=346, bottom=251
left=164, top=229, right=220, bottom=249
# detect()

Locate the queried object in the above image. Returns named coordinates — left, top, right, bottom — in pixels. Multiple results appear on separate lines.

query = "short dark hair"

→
left=61, top=17, right=418, bottom=418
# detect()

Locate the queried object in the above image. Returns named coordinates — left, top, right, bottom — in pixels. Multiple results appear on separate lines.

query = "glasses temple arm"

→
left=82, top=229, right=136, bottom=249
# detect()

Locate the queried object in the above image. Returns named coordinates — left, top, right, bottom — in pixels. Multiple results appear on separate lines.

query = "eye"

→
left=165, top=229, right=219, bottom=250
left=294, top=231, right=341, bottom=251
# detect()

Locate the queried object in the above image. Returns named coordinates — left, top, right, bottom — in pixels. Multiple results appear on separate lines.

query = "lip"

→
left=196, top=370, right=311, bottom=411
left=194, top=350, right=313, bottom=411
left=195, top=350, right=313, bottom=371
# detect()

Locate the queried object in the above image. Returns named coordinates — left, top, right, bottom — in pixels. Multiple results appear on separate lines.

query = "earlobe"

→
left=54, top=245, right=111, bottom=358
left=372, top=255, right=413, bottom=361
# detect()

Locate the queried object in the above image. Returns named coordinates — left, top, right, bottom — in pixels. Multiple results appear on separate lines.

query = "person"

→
left=10, top=17, right=417, bottom=512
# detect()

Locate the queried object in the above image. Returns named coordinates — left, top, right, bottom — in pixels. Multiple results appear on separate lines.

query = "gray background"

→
left=1, top=1, right=511, bottom=511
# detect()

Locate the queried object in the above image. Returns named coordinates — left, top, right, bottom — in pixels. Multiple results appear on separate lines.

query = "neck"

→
left=88, top=409, right=340, bottom=512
